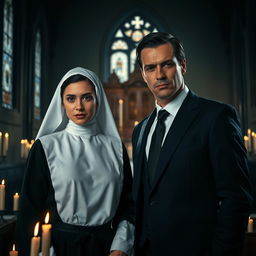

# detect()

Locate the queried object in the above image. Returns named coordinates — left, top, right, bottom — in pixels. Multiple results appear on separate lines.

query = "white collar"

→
left=156, top=85, right=189, bottom=116
left=65, top=120, right=98, bottom=136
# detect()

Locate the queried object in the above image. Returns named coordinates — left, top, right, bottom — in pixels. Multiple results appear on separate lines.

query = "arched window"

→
left=34, top=31, right=42, bottom=120
left=109, top=14, right=159, bottom=83
left=2, top=0, right=14, bottom=109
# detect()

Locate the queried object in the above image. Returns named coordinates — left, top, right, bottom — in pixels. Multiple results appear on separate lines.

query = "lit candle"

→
left=20, top=140, right=25, bottom=158
left=247, top=217, right=253, bottom=233
left=13, top=193, right=19, bottom=211
left=252, top=132, right=256, bottom=154
left=9, top=244, right=18, bottom=256
left=0, top=179, right=5, bottom=210
left=3, top=132, right=9, bottom=156
left=42, top=212, right=52, bottom=256
left=134, top=121, right=139, bottom=127
left=247, top=129, right=251, bottom=152
left=30, top=222, right=40, bottom=256
left=244, top=136, right=249, bottom=152
left=118, top=99, right=124, bottom=128
left=0, top=132, right=2, bottom=156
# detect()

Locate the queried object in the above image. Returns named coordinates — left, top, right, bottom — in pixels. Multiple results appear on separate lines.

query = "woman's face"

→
left=62, top=80, right=97, bottom=125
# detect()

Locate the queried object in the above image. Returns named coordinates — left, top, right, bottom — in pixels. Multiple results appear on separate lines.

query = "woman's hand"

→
left=109, top=250, right=128, bottom=256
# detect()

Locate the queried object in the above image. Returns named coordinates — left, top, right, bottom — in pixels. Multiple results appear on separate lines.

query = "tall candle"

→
left=30, top=222, right=40, bottom=256
left=13, top=193, right=19, bottom=211
left=252, top=132, right=256, bottom=154
left=20, top=140, right=25, bottom=158
left=119, top=99, right=124, bottom=128
left=247, top=217, right=253, bottom=233
left=244, top=136, right=249, bottom=152
left=0, top=132, right=2, bottom=156
left=9, top=244, right=18, bottom=256
left=0, top=179, right=5, bottom=210
left=3, top=132, right=9, bottom=156
left=42, top=212, right=52, bottom=256
left=247, top=129, right=251, bottom=152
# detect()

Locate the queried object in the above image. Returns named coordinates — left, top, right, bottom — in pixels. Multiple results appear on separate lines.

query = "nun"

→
left=17, top=67, right=134, bottom=256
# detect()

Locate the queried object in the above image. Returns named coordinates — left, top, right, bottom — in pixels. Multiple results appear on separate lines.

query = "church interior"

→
left=0, top=0, right=255, bottom=254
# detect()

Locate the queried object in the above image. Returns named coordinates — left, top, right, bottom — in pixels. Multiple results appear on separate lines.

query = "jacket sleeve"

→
left=209, top=105, right=252, bottom=256
left=16, top=140, right=51, bottom=256
left=110, top=144, right=135, bottom=255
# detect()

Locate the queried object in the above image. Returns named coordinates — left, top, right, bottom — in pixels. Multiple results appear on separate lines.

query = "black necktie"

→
left=148, top=110, right=170, bottom=186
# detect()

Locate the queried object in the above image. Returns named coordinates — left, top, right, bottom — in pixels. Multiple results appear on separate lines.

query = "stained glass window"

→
left=111, top=52, right=128, bottom=82
left=110, top=15, right=158, bottom=83
left=34, top=31, right=42, bottom=120
left=2, top=0, right=14, bottom=109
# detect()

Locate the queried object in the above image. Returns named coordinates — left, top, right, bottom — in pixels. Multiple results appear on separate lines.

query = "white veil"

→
left=36, top=67, right=120, bottom=142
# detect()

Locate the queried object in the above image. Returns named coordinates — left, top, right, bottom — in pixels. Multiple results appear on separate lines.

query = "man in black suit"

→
left=132, top=32, right=252, bottom=256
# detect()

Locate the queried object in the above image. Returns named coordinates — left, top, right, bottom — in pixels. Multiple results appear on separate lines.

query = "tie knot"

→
left=157, top=110, right=169, bottom=122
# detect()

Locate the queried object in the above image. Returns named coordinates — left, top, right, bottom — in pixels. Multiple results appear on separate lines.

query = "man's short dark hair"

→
left=136, top=32, right=186, bottom=68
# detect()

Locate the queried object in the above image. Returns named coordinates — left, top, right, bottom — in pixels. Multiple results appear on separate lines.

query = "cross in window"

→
left=131, top=16, right=144, bottom=29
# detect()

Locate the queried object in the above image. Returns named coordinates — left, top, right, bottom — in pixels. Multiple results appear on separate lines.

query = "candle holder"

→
left=0, top=209, right=8, bottom=223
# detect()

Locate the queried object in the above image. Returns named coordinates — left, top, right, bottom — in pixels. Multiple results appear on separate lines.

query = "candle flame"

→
left=34, top=222, right=39, bottom=236
left=4, top=132, right=9, bottom=138
left=0, top=132, right=2, bottom=136
left=1, top=179, right=4, bottom=185
left=15, top=192, right=19, bottom=196
left=134, top=121, right=139, bottom=126
left=45, top=212, right=50, bottom=224
left=119, top=99, right=124, bottom=104
left=12, top=244, right=15, bottom=251
left=244, top=136, right=249, bottom=141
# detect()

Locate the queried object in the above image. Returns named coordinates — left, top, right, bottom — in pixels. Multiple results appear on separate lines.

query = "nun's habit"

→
left=17, top=68, right=135, bottom=256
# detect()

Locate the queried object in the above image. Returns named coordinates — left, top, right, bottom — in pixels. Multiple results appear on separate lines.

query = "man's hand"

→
left=109, top=250, right=128, bottom=256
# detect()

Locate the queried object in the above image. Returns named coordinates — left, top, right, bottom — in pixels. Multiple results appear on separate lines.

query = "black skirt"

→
left=52, top=221, right=115, bottom=256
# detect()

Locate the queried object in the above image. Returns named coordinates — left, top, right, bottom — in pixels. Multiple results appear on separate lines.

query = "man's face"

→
left=140, top=43, right=186, bottom=107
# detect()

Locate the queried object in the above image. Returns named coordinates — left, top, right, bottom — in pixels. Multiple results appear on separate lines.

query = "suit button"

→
left=149, top=201, right=156, bottom=206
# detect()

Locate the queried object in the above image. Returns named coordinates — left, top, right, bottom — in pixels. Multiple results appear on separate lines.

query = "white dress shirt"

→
left=146, top=85, right=189, bottom=158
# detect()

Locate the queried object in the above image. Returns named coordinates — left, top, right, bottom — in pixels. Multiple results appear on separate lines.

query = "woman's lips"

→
left=75, top=114, right=86, bottom=119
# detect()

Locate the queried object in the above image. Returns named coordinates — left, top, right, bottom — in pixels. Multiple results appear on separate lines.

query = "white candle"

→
left=20, top=140, right=25, bottom=158
left=30, top=222, right=40, bottom=256
left=252, top=132, right=256, bottom=154
left=0, top=179, right=5, bottom=210
left=42, top=212, right=52, bottom=256
left=244, top=136, right=249, bottom=152
left=13, top=193, right=19, bottom=211
left=247, top=218, right=253, bottom=233
left=119, top=99, right=124, bottom=128
left=9, top=244, right=18, bottom=256
left=0, top=132, right=2, bottom=156
left=3, top=132, right=9, bottom=156
left=247, top=129, right=251, bottom=152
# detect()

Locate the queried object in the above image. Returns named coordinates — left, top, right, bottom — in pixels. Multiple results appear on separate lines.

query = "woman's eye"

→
left=82, top=95, right=94, bottom=102
left=66, top=96, right=75, bottom=102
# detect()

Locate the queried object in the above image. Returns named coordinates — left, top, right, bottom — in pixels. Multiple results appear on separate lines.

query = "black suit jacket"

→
left=132, top=90, right=252, bottom=256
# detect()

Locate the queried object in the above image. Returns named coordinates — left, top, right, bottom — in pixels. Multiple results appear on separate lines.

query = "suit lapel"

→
left=133, top=109, right=156, bottom=200
left=150, top=91, right=200, bottom=193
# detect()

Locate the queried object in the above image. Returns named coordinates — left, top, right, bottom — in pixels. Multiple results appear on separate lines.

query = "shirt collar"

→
left=156, top=85, right=189, bottom=117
